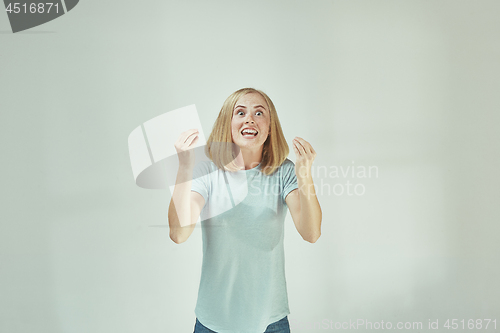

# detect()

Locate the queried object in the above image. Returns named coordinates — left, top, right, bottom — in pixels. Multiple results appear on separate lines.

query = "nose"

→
left=244, top=114, right=255, bottom=123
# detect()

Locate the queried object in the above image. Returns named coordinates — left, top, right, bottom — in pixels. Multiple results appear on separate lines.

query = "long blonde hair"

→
left=205, top=88, right=289, bottom=175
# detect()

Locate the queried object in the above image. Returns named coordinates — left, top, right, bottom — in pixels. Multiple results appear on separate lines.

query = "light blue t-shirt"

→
left=190, top=158, right=298, bottom=333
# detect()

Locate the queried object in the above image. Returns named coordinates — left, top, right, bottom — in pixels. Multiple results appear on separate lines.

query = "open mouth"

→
left=241, top=129, right=258, bottom=137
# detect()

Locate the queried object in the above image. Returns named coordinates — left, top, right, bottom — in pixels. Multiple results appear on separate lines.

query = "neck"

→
left=233, top=146, right=263, bottom=170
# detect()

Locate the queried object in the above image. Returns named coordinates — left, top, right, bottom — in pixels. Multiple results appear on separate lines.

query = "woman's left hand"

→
left=292, top=137, right=317, bottom=178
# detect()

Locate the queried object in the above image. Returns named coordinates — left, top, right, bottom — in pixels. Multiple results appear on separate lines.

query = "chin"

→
left=233, top=134, right=265, bottom=149
left=242, top=143, right=263, bottom=150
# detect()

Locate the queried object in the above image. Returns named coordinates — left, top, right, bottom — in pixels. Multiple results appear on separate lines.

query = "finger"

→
left=186, top=134, right=199, bottom=148
left=295, top=137, right=313, bottom=153
left=294, top=138, right=307, bottom=152
left=310, top=145, right=316, bottom=156
left=176, top=132, right=189, bottom=145
left=293, top=144, right=302, bottom=157
left=304, top=143, right=313, bottom=155
left=179, top=129, right=199, bottom=144
left=293, top=140, right=306, bottom=155
left=183, top=131, right=199, bottom=145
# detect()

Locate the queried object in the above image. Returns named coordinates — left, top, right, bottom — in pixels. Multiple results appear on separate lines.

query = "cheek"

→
left=261, top=120, right=270, bottom=135
left=231, top=121, right=240, bottom=137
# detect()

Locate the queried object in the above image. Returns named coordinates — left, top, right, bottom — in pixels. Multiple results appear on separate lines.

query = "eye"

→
left=237, top=111, right=244, bottom=116
left=256, top=111, right=263, bottom=116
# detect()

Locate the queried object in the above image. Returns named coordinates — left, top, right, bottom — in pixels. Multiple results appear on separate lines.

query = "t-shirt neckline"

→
left=238, top=162, right=261, bottom=172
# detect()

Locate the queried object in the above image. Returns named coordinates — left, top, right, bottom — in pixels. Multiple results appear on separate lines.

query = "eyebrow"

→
left=234, top=105, right=266, bottom=110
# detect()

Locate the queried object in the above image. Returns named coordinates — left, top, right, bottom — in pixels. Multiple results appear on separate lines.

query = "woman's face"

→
left=231, top=92, right=271, bottom=150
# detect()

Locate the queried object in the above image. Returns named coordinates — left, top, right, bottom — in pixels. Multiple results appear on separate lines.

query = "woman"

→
left=168, top=88, right=322, bottom=333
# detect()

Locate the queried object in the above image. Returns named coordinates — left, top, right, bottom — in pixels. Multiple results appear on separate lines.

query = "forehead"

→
left=234, top=92, right=268, bottom=109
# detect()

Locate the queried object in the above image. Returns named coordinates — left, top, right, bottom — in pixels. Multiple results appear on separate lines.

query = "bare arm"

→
left=167, top=129, right=205, bottom=244
left=287, top=136, right=322, bottom=243
left=286, top=183, right=322, bottom=243
left=168, top=189, right=205, bottom=244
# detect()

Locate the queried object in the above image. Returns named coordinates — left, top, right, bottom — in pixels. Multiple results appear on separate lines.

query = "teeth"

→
left=242, top=129, right=257, bottom=135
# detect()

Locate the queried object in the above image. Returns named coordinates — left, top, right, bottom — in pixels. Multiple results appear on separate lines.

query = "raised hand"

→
left=292, top=136, right=317, bottom=178
left=174, top=129, right=200, bottom=168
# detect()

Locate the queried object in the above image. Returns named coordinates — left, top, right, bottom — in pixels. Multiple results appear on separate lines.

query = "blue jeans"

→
left=193, top=316, right=291, bottom=333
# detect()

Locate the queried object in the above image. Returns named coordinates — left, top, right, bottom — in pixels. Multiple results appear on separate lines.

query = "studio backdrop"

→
left=1, top=1, right=499, bottom=332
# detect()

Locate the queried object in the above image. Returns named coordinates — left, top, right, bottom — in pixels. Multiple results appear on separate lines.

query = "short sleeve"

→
left=191, top=161, right=211, bottom=204
left=281, top=159, right=298, bottom=203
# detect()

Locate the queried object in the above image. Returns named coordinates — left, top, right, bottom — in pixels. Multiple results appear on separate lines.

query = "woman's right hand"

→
left=174, top=129, right=200, bottom=168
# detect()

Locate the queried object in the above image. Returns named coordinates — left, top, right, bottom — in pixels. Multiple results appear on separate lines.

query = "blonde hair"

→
left=205, top=88, right=289, bottom=175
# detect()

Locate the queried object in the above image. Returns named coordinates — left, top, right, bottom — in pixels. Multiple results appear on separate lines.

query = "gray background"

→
left=1, top=1, right=499, bottom=332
